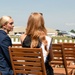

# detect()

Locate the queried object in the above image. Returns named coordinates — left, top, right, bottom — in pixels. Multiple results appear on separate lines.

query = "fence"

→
left=11, top=38, right=21, bottom=44
left=11, top=37, right=75, bottom=44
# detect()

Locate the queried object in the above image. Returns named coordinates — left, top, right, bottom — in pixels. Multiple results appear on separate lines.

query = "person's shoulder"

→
left=20, top=34, right=27, bottom=42
left=20, top=34, right=26, bottom=37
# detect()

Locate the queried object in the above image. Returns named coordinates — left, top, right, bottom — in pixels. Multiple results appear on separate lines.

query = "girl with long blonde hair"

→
left=20, top=12, right=54, bottom=75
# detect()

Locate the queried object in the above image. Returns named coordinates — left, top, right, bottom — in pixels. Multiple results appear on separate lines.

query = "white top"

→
left=41, top=36, right=52, bottom=62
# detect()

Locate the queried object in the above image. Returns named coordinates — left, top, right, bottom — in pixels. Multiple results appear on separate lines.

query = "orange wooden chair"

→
left=63, top=43, right=75, bottom=73
left=9, top=47, right=46, bottom=75
left=50, top=43, right=72, bottom=75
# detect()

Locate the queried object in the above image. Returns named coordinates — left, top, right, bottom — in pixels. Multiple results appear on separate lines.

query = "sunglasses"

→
left=40, top=13, right=43, bottom=15
left=31, top=12, right=43, bottom=16
left=9, top=22, right=14, bottom=25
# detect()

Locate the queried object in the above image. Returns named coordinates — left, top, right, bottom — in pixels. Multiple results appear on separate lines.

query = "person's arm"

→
left=20, top=34, right=26, bottom=44
left=1, top=36, right=12, bottom=67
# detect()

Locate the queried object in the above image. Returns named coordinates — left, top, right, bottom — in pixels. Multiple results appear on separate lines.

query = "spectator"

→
left=20, top=12, right=54, bottom=75
left=0, top=16, right=14, bottom=75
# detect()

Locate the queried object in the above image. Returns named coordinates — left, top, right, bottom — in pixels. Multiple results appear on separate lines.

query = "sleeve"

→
left=46, top=36, right=52, bottom=50
left=49, top=38, right=53, bottom=50
left=1, top=36, right=12, bottom=67
left=45, top=37, right=53, bottom=63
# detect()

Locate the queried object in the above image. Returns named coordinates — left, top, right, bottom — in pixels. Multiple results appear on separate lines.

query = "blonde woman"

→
left=20, top=12, right=54, bottom=75
left=0, top=16, right=14, bottom=75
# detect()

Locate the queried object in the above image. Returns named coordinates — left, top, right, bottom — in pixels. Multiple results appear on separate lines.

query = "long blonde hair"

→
left=26, top=12, right=48, bottom=50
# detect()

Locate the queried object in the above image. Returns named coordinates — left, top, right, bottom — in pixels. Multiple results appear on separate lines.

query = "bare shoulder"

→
left=20, top=34, right=27, bottom=42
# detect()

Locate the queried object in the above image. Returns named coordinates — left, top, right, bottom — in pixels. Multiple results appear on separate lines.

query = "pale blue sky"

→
left=0, top=0, right=75, bottom=31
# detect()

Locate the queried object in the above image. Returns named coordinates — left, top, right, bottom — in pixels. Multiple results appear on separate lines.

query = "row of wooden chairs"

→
left=11, top=43, right=75, bottom=75
left=50, top=43, right=75, bottom=75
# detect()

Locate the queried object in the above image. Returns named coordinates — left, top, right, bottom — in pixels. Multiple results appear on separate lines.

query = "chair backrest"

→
left=51, top=43, right=64, bottom=66
left=51, top=43, right=68, bottom=75
left=9, top=47, right=46, bottom=75
left=63, top=43, right=75, bottom=63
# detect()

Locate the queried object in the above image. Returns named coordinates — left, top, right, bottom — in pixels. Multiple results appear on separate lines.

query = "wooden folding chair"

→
left=50, top=43, right=72, bottom=75
left=63, top=43, right=75, bottom=74
left=9, top=47, right=46, bottom=75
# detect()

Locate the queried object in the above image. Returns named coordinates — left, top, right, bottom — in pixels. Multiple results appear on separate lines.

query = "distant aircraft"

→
left=58, top=30, right=75, bottom=39
left=66, top=32, right=75, bottom=39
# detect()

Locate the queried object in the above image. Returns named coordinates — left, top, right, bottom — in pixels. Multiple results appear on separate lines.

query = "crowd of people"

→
left=0, top=12, right=54, bottom=75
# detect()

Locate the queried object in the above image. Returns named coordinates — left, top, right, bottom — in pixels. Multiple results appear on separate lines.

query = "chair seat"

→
left=53, top=68, right=72, bottom=75
left=67, top=61, right=72, bottom=65
left=67, top=65, right=75, bottom=69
